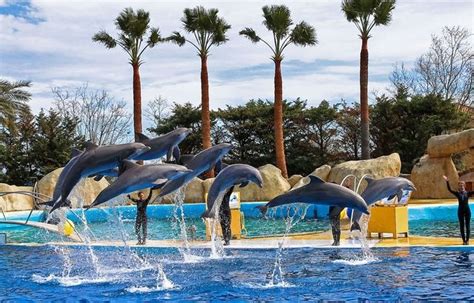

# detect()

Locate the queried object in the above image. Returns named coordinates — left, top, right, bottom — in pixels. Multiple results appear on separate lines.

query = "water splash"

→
left=266, top=204, right=308, bottom=287
left=209, top=213, right=225, bottom=259
left=343, top=213, right=378, bottom=265
left=171, top=188, right=197, bottom=260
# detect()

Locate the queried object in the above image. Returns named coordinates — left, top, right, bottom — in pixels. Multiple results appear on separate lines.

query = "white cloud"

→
left=0, top=0, right=472, bottom=116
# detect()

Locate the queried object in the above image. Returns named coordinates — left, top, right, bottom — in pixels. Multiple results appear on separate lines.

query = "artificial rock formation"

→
left=292, top=165, right=332, bottom=190
left=427, top=129, right=474, bottom=158
left=327, top=153, right=401, bottom=191
left=287, top=175, right=303, bottom=187
left=37, top=168, right=110, bottom=208
left=0, top=184, right=34, bottom=211
left=411, top=128, right=474, bottom=199
left=411, top=155, right=459, bottom=199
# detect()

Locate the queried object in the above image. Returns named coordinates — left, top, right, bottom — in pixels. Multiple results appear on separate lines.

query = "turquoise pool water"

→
left=1, top=203, right=473, bottom=243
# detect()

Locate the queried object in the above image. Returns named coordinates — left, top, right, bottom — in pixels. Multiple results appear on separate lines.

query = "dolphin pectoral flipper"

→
left=396, top=190, right=404, bottom=203
left=256, top=205, right=268, bottom=216
left=93, top=175, right=104, bottom=182
left=172, top=146, right=181, bottom=162
left=119, top=160, right=139, bottom=175
left=239, top=181, right=249, bottom=188
left=215, top=159, right=222, bottom=175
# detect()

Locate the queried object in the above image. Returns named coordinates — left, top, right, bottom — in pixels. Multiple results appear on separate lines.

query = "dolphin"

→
left=258, top=176, right=369, bottom=215
left=350, top=177, right=416, bottom=230
left=50, top=142, right=150, bottom=212
left=87, top=160, right=192, bottom=209
left=158, top=143, right=233, bottom=197
left=39, top=148, right=83, bottom=208
left=202, top=164, right=263, bottom=218
left=133, top=128, right=190, bottom=161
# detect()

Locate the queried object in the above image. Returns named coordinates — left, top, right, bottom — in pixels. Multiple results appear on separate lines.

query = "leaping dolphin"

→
left=50, top=142, right=150, bottom=212
left=202, top=164, right=263, bottom=218
left=133, top=128, right=190, bottom=161
left=258, top=176, right=369, bottom=215
left=350, top=177, right=416, bottom=230
left=158, top=143, right=233, bottom=197
left=87, top=160, right=192, bottom=209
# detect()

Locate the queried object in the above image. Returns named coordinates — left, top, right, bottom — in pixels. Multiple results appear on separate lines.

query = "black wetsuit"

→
left=329, top=206, right=342, bottom=246
left=446, top=181, right=473, bottom=244
left=219, top=186, right=234, bottom=245
left=129, top=191, right=153, bottom=244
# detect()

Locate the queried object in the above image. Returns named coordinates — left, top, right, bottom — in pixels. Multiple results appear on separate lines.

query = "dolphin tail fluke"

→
left=256, top=205, right=268, bottom=216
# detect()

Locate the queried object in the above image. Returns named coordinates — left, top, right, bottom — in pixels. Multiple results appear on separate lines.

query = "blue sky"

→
left=0, top=0, right=472, bottom=121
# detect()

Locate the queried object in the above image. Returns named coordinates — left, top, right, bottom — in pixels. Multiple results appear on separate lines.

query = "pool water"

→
left=0, top=245, right=473, bottom=301
left=3, top=217, right=330, bottom=244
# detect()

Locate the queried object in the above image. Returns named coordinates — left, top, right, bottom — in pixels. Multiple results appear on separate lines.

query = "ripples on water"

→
left=0, top=245, right=473, bottom=301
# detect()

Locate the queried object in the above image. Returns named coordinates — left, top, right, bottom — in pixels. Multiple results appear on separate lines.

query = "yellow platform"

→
left=367, top=205, right=409, bottom=239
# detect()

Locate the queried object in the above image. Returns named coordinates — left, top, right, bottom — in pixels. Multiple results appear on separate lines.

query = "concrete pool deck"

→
left=8, top=230, right=470, bottom=249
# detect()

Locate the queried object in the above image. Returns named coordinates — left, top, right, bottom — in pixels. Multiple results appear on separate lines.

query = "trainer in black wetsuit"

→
left=329, top=206, right=343, bottom=246
left=128, top=190, right=154, bottom=245
left=328, top=182, right=354, bottom=246
left=219, top=186, right=234, bottom=246
left=444, top=176, right=473, bottom=245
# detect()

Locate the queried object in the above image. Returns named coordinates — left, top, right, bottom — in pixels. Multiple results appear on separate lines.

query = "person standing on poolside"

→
left=328, top=180, right=353, bottom=246
left=219, top=186, right=234, bottom=246
left=128, top=190, right=154, bottom=245
left=443, top=175, right=473, bottom=245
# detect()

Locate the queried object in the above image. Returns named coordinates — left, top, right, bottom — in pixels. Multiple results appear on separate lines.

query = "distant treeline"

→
left=150, top=88, right=469, bottom=177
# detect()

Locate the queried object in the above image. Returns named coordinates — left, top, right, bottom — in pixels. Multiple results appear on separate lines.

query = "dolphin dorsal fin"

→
left=119, top=160, right=139, bottom=175
left=308, top=175, right=325, bottom=184
left=70, top=148, right=82, bottom=158
left=135, top=132, right=150, bottom=143
left=365, top=177, right=375, bottom=184
left=85, top=142, right=98, bottom=150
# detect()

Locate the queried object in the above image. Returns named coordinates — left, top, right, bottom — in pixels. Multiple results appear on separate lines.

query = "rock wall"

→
left=411, top=128, right=474, bottom=199
left=411, top=155, right=459, bottom=199
left=327, top=153, right=401, bottom=192
left=427, top=129, right=474, bottom=158
left=0, top=184, right=34, bottom=211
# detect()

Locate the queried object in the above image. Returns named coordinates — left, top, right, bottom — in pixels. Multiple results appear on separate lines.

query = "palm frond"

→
left=290, top=21, right=317, bottom=46
left=92, top=31, right=117, bottom=48
left=374, top=0, right=396, bottom=25
left=239, top=28, right=260, bottom=43
left=167, top=31, right=186, bottom=46
left=262, top=5, right=292, bottom=37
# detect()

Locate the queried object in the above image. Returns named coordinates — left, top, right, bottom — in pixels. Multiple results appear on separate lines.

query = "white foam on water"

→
left=242, top=281, right=296, bottom=289
left=32, top=274, right=114, bottom=287
left=125, top=283, right=177, bottom=293
left=332, top=256, right=379, bottom=266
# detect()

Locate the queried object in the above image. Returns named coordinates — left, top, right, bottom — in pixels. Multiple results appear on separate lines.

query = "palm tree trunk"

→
left=274, top=59, right=288, bottom=178
left=132, top=63, right=142, bottom=142
left=360, top=37, right=370, bottom=159
left=201, top=55, right=214, bottom=177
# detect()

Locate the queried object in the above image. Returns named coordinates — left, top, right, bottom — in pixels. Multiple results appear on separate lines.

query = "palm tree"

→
left=168, top=6, right=230, bottom=163
left=240, top=5, right=316, bottom=178
left=93, top=8, right=168, bottom=141
left=0, top=79, right=31, bottom=126
left=341, top=0, right=396, bottom=159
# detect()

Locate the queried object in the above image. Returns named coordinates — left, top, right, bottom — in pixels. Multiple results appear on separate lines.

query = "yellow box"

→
left=204, top=192, right=242, bottom=240
left=367, top=205, right=408, bottom=239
